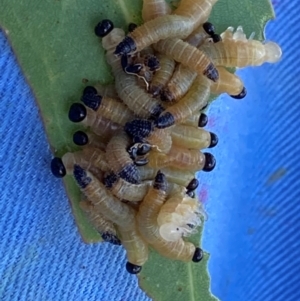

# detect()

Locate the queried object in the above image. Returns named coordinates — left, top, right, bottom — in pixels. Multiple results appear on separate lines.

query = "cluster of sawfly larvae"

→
left=50, top=0, right=282, bottom=274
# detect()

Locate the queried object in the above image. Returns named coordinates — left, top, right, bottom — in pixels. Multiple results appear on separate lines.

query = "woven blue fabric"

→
left=0, top=2, right=299, bottom=301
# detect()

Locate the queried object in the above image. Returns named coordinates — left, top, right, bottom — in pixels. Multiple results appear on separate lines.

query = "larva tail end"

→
left=95, top=19, right=114, bottom=37
left=51, top=157, right=66, bottom=178
left=160, top=89, right=174, bottom=102
left=101, top=232, right=122, bottom=245
left=73, top=164, right=92, bottom=189
left=128, top=23, right=138, bottom=33
left=114, top=36, right=136, bottom=56
left=149, top=85, right=162, bottom=97
left=186, top=178, right=199, bottom=192
left=103, top=173, right=118, bottom=188
left=208, top=132, right=218, bottom=148
left=119, top=164, right=141, bottom=184
left=203, top=63, right=219, bottom=82
left=198, top=113, right=208, bottom=127
left=68, top=103, right=87, bottom=123
left=146, top=55, right=160, bottom=71
left=231, top=86, right=247, bottom=99
left=73, top=130, right=89, bottom=146
left=124, top=119, right=154, bottom=138
left=126, top=262, right=142, bottom=274
left=264, top=42, right=282, bottom=63
left=192, top=247, right=204, bottom=263
left=155, top=112, right=175, bottom=129
left=203, top=22, right=215, bottom=35
left=153, top=171, right=168, bottom=191
left=203, top=153, right=216, bottom=172
left=81, top=87, right=102, bottom=111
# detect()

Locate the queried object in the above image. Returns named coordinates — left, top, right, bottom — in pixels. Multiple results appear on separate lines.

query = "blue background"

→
left=0, top=1, right=299, bottom=301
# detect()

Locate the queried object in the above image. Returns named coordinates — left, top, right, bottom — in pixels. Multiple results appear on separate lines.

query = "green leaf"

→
left=0, top=0, right=275, bottom=299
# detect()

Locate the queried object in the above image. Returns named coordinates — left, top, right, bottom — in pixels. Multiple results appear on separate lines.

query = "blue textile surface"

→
left=0, top=1, right=299, bottom=301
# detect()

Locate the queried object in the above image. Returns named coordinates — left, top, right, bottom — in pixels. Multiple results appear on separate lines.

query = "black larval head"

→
left=101, top=232, right=121, bottom=245
left=51, top=157, right=66, bottom=178
left=95, top=19, right=114, bottom=37
left=155, top=112, right=175, bottom=129
left=231, top=87, right=247, bottom=99
left=153, top=170, right=167, bottom=191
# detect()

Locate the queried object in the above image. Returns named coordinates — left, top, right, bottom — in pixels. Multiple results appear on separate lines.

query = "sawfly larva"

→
left=155, top=75, right=211, bottom=128
left=154, top=37, right=218, bottom=81
left=114, top=0, right=218, bottom=56
left=104, top=172, right=184, bottom=202
left=137, top=171, right=203, bottom=262
left=210, top=66, right=246, bottom=98
left=80, top=199, right=121, bottom=245
left=72, top=165, right=148, bottom=274
left=81, top=86, right=135, bottom=126
left=171, top=124, right=218, bottom=149
left=147, top=146, right=216, bottom=172
left=95, top=20, right=165, bottom=118
left=68, top=103, right=122, bottom=141
left=138, top=165, right=195, bottom=187
left=199, top=26, right=282, bottom=67
left=106, top=131, right=141, bottom=184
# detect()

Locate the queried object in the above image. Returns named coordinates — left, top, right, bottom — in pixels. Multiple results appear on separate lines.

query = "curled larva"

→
left=68, top=103, right=122, bottom=141
left=81, top=86, right=135, bottom=126
left=72, top=165, right=148, bottom=274
left=104, top=172, right=184, bottom=202
left=147, top=146, right=216, bottom=172
left=73, top=130, right=106, bottom=151
left=149, top=54, right=176, bottom=97
left=125, top=119, right=173, bottom=154
left=80, top=199, right=121, bottom=245
left=182, top=112, right=208, bottom=128
left=94, top=83, right=120, bottom=100
left=137, top=171, right=203, bottom=262
left=160, top=22, right=218, bottom=102
left=199, top=26, right=282, bottom=67
left=105, top=131, right=141, bottom=184
left=95, top=20, right=164, bottom=118
left=171, top=124, right=218, bottom=149
left=114, top=0, right=218, bottom=56
left=138, top=165, right=196, bottom=187
left=142, top=0, right=171, bottom=22
left=50, top=147, right=109, bottom=181
left=154, top=37, right=218, bottom=81
left=210, top=66, right=246, bottom=98
left=155, top=75, right=211, bottom=128
left=157, top=195, right=203, bottom=242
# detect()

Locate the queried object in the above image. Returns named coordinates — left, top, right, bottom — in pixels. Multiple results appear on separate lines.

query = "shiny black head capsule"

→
left=231, top=87, right=247, bottom=99
left=198, top=113, right=208, bottom=127
left=203, top=22, right=215, bottom=35
left=83, top=86, right=97, bottom=95
left=192, top=247, right=204, bottom=262
left=212, top=33, right=222, bottom=43
left=147, top=55, right=160, bottom=71
left=81, top=88, right=102, bottom=111
left=209, top=132, right=218, bottom=148
left=73, top=131, right=89, bottom=146
left=126, top=262, right=142, bottom=274
left=187, top=190, right=196, bottom=198
left=51, top=157, right=66, bottom=178
left=95, top=19, right=114, bottom=37
left=128, top=23, right=138, bottom=32
left=203, top=63, right=219, bottom=82
left=155, top=112, right=175, bottom=129
left=186, top=178, right=199, bottom=192
left=203, top=153, right=216, bottom=172
left=68, top=103, right=87, bottom=123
